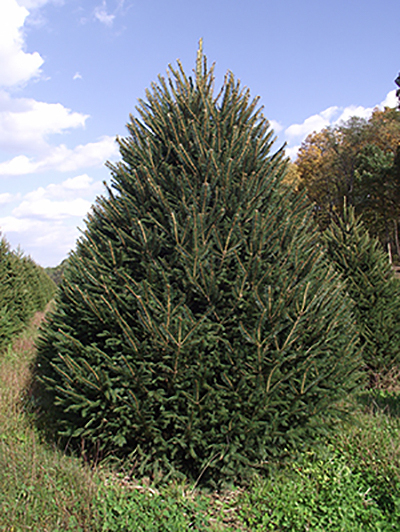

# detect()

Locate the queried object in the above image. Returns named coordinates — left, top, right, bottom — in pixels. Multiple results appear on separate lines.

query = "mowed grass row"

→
left=2, top=313, right=400, bottom=530
left=0, top=313, right=99, bottom=530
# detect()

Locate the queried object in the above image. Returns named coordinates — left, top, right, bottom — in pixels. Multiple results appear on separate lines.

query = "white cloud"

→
left=73, top=72, right=82, bottom=80
left=0, top=0, right=44, bottom=87
left=50, top=136, right=119, bottom=172
left=0, top=2, right=90, bottom=160
left=14, top=197, right=92, bottom=219
left=0, top=214, right=80, bottom=266
left=0, top=91, right=89, bottom=152
left=0, top=214, right=46, bottom=233
left=285, top=145, right=302, bottom=161
left=381, top=89, right=398, bottom=109
left=283, top=90, right=399, bottom=159
left=0, top=192, right=15, bottom=205
left=0, top=173, right=104, bottom=265
left=0, top=155, right=33, bottom=174
left=22, top=173, right=102, bottom=202
left=0, top=136, right=118, bottom=175
left=94, top=1, right=115, bottom=26
left=334, top=105, right=375, bottom=125
left=17, top=0, right=55, bottom=8
left=0, top=0, right=116, bottom=266
left=61, top=174, right=97, bottom=191
left=285, top=106, right=339, bottom=144
left=0, top=1, right=118, bottom=176
left=269, top=119, right=283, bottom=134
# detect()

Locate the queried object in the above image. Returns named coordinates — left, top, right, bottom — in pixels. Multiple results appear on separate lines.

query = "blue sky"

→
left=0, top=0, right=399, bottom=267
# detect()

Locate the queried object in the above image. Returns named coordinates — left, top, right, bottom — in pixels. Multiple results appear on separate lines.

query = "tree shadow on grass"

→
left=356, top=390, right=400, bottom=417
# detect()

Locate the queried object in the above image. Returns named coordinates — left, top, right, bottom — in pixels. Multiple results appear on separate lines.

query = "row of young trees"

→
left=0, top=236, right=56, bottom=353
left=45, top=258, right=69, bottom=286
left=32, top=47, right=400, bottom=485
left=294, top=106, right=400, bottom=258
left=323, top=203, right=400, bottom=381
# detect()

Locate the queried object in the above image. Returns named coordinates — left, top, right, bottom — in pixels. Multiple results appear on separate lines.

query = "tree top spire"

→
left=196, top=38, right=204, bottom=81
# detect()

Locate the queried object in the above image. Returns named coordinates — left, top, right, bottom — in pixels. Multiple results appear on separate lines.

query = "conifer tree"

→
left=34, top=44, right=361, bottom=484
left=323, top=203, right=400, bottom=378
left=0, top=235, right=56, bottom=352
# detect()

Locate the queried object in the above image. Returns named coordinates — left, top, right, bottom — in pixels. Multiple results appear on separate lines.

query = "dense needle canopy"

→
left=34, top=44, right=361, bottom=484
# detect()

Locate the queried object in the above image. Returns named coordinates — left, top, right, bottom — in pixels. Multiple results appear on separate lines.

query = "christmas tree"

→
left=35, top=44, right=361, bottom=484
left=323, top=203, right=400, bottom=380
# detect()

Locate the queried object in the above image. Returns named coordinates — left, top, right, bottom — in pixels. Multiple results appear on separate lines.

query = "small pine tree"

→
left=34, top=45, right=361, bottom=484
left=323, top=203, right=400, bottom=378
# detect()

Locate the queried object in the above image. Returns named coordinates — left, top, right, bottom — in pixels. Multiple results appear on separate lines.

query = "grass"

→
left=2, top=313, right=400, bottom=530
left=0, top=313, right=99, bottom=530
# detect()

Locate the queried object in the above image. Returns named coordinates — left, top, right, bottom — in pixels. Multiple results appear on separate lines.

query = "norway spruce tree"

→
left=0, top=235, right=55, bottom=352
left=34, top=45, right=361, bottom=484
left=323, top=203, right=400, bottom=378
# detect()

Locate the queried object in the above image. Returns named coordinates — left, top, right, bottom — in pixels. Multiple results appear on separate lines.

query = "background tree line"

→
left=294, top=104, right=400, bottom=260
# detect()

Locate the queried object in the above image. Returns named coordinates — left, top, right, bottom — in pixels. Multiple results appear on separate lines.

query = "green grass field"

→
left=2, top=312, right=400, bottom=531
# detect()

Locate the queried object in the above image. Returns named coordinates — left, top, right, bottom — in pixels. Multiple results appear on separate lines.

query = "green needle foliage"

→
left=323, top=203, right=400, bottom=377
left=0, top=235, right=55, bottom=353
left=34, top=44, right=361, bottom=485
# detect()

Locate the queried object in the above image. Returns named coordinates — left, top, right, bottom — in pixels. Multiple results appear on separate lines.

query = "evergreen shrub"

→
left=323, top=204, right=400, bottom=377
left=34, top=45, right=361, bottom=484
left=0, top=235, right=56, bottom=352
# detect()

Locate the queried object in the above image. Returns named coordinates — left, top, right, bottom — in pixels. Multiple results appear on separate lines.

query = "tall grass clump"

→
left=34, top=43, right=362, bottom=486
left=0, top=315, right=100, bottom=530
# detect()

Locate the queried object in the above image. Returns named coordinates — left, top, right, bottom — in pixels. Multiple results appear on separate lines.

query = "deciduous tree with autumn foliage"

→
left=295, top=107, right=400, bottom=256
